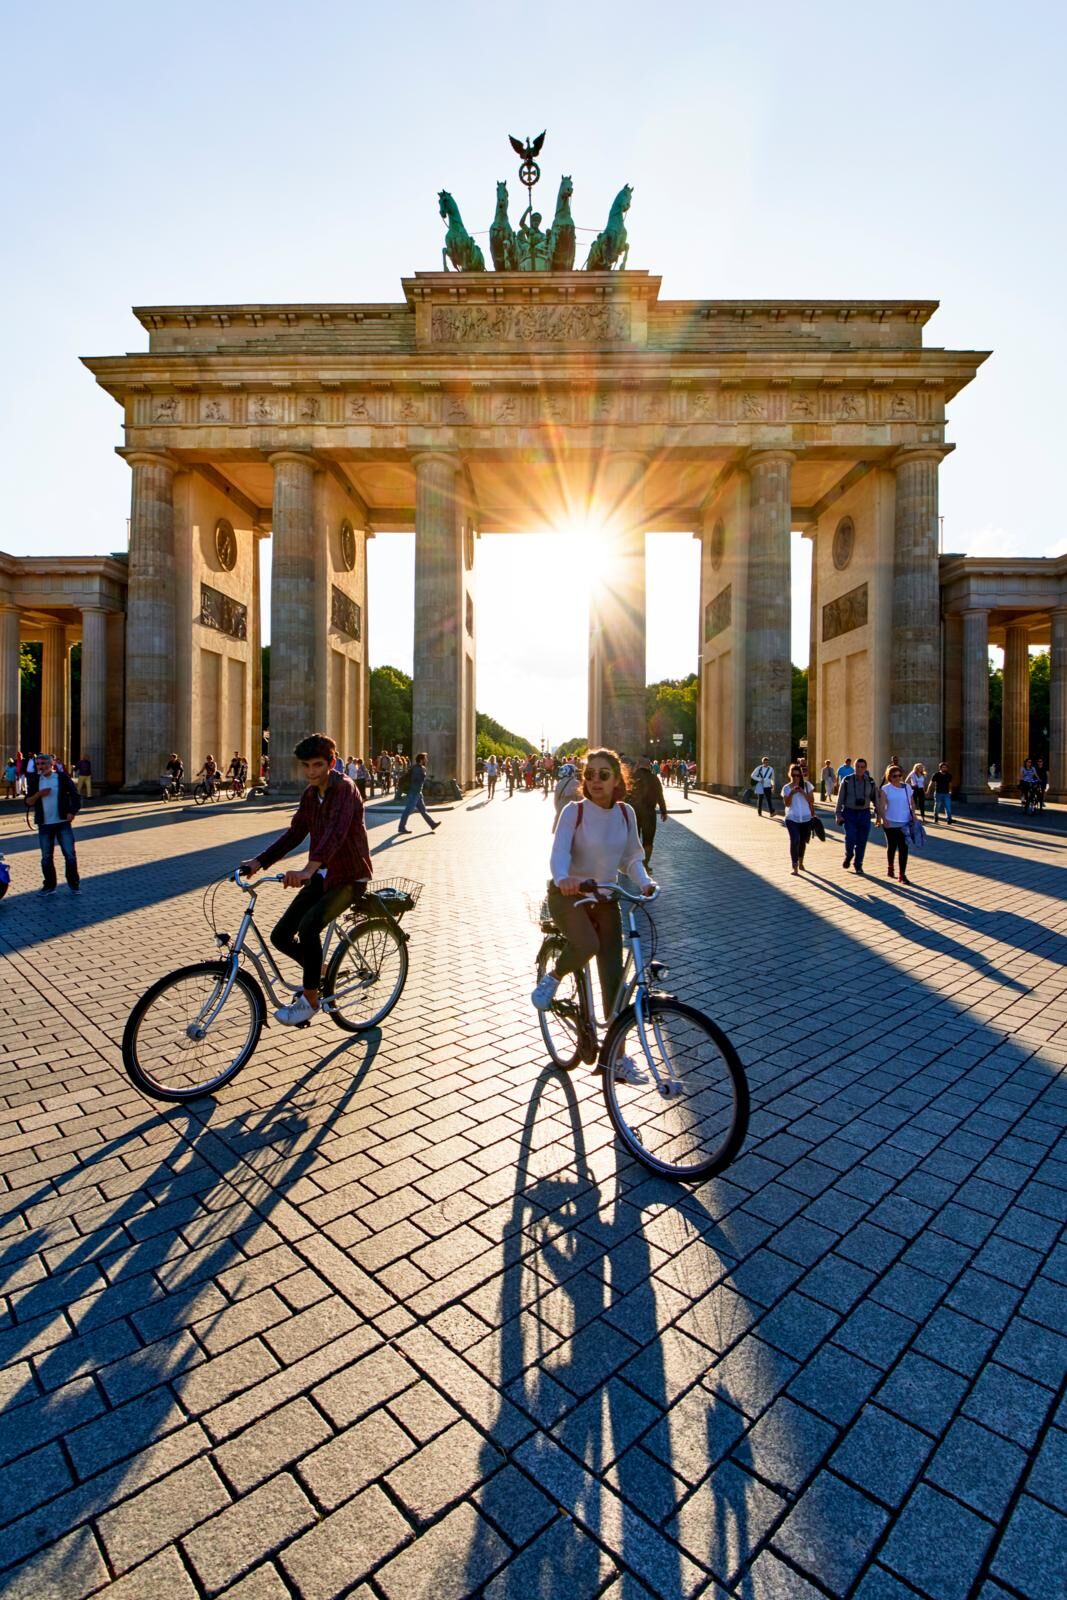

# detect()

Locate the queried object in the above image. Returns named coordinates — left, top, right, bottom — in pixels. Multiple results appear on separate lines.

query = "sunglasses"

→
left=588, top=768, right=616, bottom=781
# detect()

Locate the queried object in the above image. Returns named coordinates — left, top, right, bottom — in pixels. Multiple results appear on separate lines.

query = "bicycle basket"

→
left=361, top=877, right=423, bottom=920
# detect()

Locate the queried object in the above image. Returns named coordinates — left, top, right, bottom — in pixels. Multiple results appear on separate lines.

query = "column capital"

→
left=267, top=449, right=318, bottom=471
left=410, top=450, right=461, bottom=473
left=888, top=446, right=951, bottom=471
left=744, top=449, right=796, bottom=472
left=117, top=448, right=178, bottom=473
left=960, top=606, right=989, bottom=619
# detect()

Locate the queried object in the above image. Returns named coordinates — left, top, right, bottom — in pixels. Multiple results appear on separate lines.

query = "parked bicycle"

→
left=122, top=871, right=422, bottom=1101
left=534, top=880, right=749, bottom=1182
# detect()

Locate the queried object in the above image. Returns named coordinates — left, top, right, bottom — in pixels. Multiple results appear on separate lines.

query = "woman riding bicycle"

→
left=531, top=747, right=655, bottom=1083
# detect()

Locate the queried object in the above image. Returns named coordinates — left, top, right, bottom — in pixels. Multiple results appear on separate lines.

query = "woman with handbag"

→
left=878, top=763, right=918, bottom=884
left=782, top=762, right=816, bottom=876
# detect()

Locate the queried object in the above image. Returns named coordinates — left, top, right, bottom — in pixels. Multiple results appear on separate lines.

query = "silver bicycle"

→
left=122, top=871, right=421, bottom=1101
left=534, top=880, right=749, bottom=1181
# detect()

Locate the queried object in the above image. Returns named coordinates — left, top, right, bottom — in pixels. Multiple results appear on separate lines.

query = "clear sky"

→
left=3, top=1, right=1064, bottom=742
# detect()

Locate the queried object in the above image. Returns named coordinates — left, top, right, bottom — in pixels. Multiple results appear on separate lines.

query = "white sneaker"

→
left=612, top=1055, right=649, bottom=1085
left=274, top=993, right=318, bottom=1026
left=531, top=972, right=560, bottom=1011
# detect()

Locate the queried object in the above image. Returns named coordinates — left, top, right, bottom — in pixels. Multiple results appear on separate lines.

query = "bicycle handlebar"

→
left=576, top=879, right=660, bottom=904
left=233, top=868, right=288, bottom=891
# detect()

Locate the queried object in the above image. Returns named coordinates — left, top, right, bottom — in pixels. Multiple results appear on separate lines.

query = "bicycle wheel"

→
left=324, top=917, right=408, bottom=1032
left=535, top=936, right=583, bottom=1071
left=122, top=962, right=264, bottom=1101
left=601, top=997, right=749, bottom=1181
left=193, top=783, right=209, bottom=806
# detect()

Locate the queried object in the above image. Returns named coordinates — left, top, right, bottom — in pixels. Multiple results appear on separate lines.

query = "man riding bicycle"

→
left=196, top=755, right=220, bottom=796
left=239, top=732, right=372, bottom=1026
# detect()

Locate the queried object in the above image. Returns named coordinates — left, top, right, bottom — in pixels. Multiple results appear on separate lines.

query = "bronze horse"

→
left=546, top=174, right=575, bottom=271
left=489, top=180, right=518, bottom=271
left=439, top=190, right=485, bottom=272
left=586, top=184, right=632, bottom=271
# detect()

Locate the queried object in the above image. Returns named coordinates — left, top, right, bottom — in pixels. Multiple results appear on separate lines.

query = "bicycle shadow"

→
left=0, top=1026, right=383, bottom=1585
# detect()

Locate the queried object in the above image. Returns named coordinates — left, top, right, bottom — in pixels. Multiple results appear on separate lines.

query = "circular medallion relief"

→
left=464, top=521, right=475, bottom=571
left=214, top=519, right=237, bottom=572
left=339, top=519, right=356, bottom=572
left=832, top=516, right=855, bottom=571
left=710, top=520, right=725, bottom=571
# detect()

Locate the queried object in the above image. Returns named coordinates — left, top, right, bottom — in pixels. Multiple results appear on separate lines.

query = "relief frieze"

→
left=200, top=583, right=247, bottom=640
left=330, top=585, right=361, bottom=641
left=430, top=303, right=630, bottom=345
left=822, top=582, right=868, bottom=643
left=704, top=585, right=732, bottom=642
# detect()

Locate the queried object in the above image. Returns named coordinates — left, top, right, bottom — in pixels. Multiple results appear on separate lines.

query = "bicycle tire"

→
left=601, top=996, right=749, bottom=1181
left=324, top=917, right=408, bottom=1032
left=122, top=962, right=265, bottom=1101
left=193, top=783, right=210, bottom=806
left=536, top=936, right=583, bottom=1071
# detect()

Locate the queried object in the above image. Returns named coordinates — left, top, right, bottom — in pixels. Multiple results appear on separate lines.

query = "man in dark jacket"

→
left=629, top=757, right=668, bottom=865
left=835, top=757, right=877, bottom=874
left=23, top=753, right=82, bottom=894
left=239, top=732, right=372, bottom=1026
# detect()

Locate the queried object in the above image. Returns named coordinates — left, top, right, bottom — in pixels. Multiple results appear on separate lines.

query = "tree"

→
left=1029, top=651, right=1050, bottom=762
left=988, top=660, right=1002, bottom=768
left=370, top=665, right=413, bottom=753
left=646, top=674, right=697, bottom=756
left=476, top=711, right=537, bottom=761
left=555, top=736, right=587, bottom=759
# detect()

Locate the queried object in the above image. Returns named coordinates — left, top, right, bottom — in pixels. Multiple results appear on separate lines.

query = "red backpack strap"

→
left=574, top=801, right=583, bottom=831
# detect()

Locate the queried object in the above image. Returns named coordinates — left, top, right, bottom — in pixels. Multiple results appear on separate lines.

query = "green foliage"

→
left=792, top=664, right=808, bottom=755
left=988, top=659, right=1002, bottom=765
left=476, top=710, right=537, bottom=761
left=369, top=665, right=413, bottom=753
left=19, top=644, right=37, bottom=682
left=646, top=674, right=697, bottom=756
left=1029, top=651, right=1050, bottom=761
left=555, top=736, right=588, bottom=759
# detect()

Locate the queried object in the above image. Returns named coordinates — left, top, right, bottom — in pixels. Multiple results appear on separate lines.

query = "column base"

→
left=955, top=788, right=998, bottom=805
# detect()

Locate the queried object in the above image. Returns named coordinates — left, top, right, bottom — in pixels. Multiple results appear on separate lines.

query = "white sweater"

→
left=550, top=800, right=652, bottom=889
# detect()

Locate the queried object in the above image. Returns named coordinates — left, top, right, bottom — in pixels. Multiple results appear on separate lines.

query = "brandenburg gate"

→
left=81, top=167, right=987, bottom=789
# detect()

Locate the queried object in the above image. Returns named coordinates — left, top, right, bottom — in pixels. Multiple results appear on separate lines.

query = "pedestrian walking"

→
left=1035, top=757, right=1049, bottom=809
left=878, top=763, right=917, bottom=884
left=3, top=757, right=16, bottom=800
left=905, top=762, right=928, bottom=820
left=486, top=754, right=498, bottom=800
left=835, top=757, right=877, bottom=874
left=929, top=761, right=954, bottom=824
left=836, top=755, right=855, bottom=788
left=820, top=759, right=837, bottom=802
left=23, top=753, right=82, bottom=894
left=397, top=752, right=440, bottom=835
left=751, top=757, right=776, bottom=818
left=353, top=758, right=370, bottom=800
left=628, top=756, right=668, bottom=866
left=73, top=754, right=93, bottom=800
left=782, top=762, right=816, bottom=875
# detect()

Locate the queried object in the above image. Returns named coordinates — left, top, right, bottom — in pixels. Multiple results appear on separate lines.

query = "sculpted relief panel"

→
left=429, top=303, right=630, bottom=345
left=822, top=582, right=868, bottom=643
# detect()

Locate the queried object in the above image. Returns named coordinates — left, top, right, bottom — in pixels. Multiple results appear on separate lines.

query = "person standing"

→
left=751, top=757, right=776, bottom=819
left=73, top=754, right=93, bottom=801
left=23, top=753, right=82, bottom=894
left=3, top=757, right=17, bottom=800
left=836, top=757, right=878, bottom=874
left=836, top=755, right=855, bottom=790
left=782, top=762, right=816, bottom=876
left=878, top=763, right=917, bottom=884
left=929, top=761, right=953, bottom=824
left=906, top=762, right=928, bottom=820
left=353, top=758, right=370, bottom=800
left=1035, top=757, right=1049, bottom=809
left=397, top=752, right=439, bottom=835
left=238, top=732, right=372, bottom=1026
left=485, top=753, right=498, bottom=800
left=628, top=756, right=668, bottom=866
left=820, top=759, right=837, bottom=802
left=1020, top=758, right=1039, bottom=810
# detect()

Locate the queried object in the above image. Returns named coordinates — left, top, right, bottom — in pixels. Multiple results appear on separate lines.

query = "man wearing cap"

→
left=23, top=754, right=82, bottom=894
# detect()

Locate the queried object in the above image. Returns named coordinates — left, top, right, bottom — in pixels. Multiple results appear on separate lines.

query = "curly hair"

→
left=293, top=733, right=337, bottom=762
left=580, top=747, right=628, bottom=806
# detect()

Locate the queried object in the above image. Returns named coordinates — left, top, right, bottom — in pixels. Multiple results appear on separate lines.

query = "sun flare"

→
left=556, top=514, right=614, bottom=594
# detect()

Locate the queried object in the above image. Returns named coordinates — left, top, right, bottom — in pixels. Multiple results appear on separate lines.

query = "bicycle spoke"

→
left=325, top=918, right=407, bottom=1032
left=124, top=965, right=261, bottom=1100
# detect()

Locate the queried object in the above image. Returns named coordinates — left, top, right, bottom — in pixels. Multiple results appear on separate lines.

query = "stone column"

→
left=960, top=608, right=989, bottom=800
left=1049, top=608, right=1067, bottom=801
left=745, top=451, right=793, bottom=783
left=806, top=529, right=819, bottom=770
left=0, top=608, right=19, bottom=761
left=80, top=608, right=108, bottom=786
left=269, top=451, right=317, bottom=787
left=890, top=449, right=944, bottom=768
left=413, top=452, right=466, bottom=779
left=123, top=450, right=177, bottom=785
left=943, top=613, right=963, bottom=783
left=40, top=622, right=68, bottom=760
left=1002, top=622, right=1031, bottom=794
left=588, top=452, right=646, bottom=756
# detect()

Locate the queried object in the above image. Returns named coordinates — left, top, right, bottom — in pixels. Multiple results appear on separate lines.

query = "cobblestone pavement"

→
left=0, top=787, right=1064, bottom=1600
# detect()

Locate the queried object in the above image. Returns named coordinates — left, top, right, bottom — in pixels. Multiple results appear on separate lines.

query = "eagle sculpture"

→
left=509, top=131, right=546, bottom=163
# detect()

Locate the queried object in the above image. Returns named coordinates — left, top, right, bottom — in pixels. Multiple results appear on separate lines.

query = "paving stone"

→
left=756, top=1292, right=839, bottom=1361
left=740, top=1395, right=837, bottom=1497
left=215, top=1396, right=332, bottom=1494
left=830, top=1403, right=934, bottom=1509
left=667, top=1458, right=786, bottom=1587
left=98, top=1456, right=231, bottom=1573
left=385, top=1416, right=502, bottom=1525
left=279, top=1483, right=412, bottom=1600
left=787, top=1343, right=882, bottom=1427
left=376, top=1500, right=509, bottom=1600
left=773, top=1471, right=889, bottom=1597
left=875, top=1352, right=969, bottom=1436
left=961, top=1362, right=1057, bottom=1448
left=0, top=1524, right=110, bottom=1600
left=182, top=1473, right=317, bottom=1594
left=744, top=1549, right=830, bottom=1599
left=299, top=1408, right=414, bottom=1509
left=100, top=1545, right=202, bottom=1598
left=990, top=1493, right=1067, bottom=1598
left=475, top=1462, right=557, bottom=1547
left=927, top=1416, right=1029, bottom=1522
left=913, top=1307, right=997, bottom=1378
left=880, top=1482, right=995, bottom=1600
left=834, top=1300, right=917, bottom=1369
left=1024, top=1424, right=1067, bottom=1513
left=483, top=1515, right=614, bottom=1600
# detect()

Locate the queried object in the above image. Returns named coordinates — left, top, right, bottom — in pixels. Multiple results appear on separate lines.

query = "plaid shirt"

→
left=257, top=772, right=372, bottom=890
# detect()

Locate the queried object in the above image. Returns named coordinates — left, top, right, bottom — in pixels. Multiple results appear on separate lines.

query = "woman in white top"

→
left=782, top=762, right=816, bottom=876
left=905, top=763, right=927, bottom=821
left=878, top=763, right=917, bottom=883
left=820, top=759, right=837, bottom=802
left=531, top=747, right=654, bottom=1083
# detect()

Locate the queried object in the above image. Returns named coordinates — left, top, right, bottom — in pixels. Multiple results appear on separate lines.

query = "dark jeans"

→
left=487, top=775, right=497, bottom=799
left=634, top=808, right=658, bottom=863
left=913, top=789, right=927, bottom=820
left=785, top=819, right=811, bottom=866
left=39, top=822, right=79, bottom=889
left=399, top=790, right=435, bottom=831
left=757, top=790, right=775, bottom=817
left=271, top=877, right=360, bottom=991
left=547, top=882, right=623, bottom=1018
left=842, top=810, right=872, bottom=867
left=885, top=826, right=910, bottom=876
